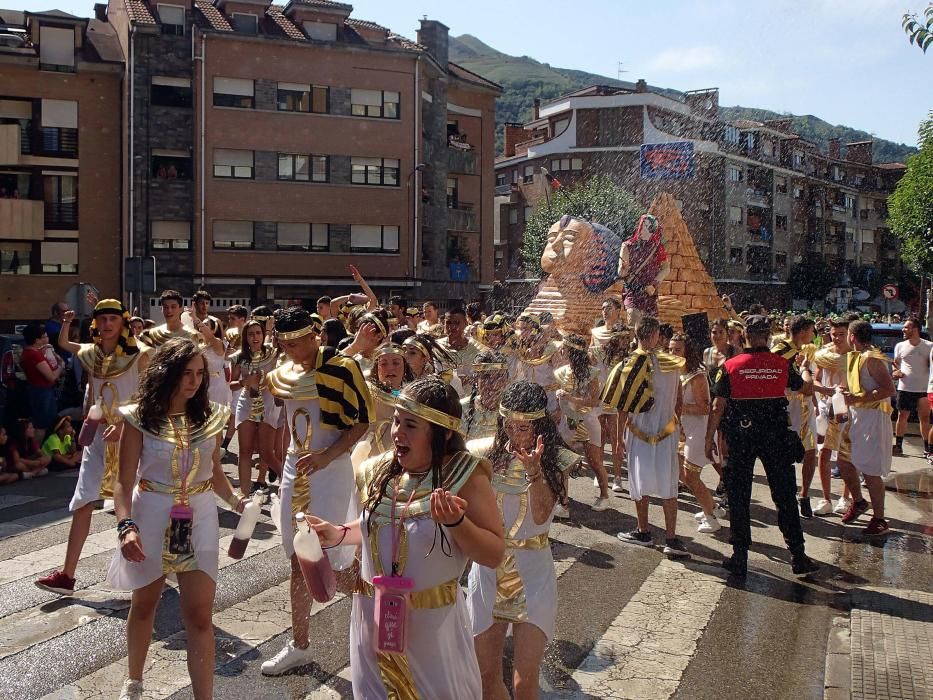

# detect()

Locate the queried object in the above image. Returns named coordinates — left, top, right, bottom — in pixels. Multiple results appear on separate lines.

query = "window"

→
left=40, top=241, right=77, bottom=273
left=39, top=99, right=78, bottom=156
left=277, top=83, right=329, bottom=113
left=833, top=166, right=845, bottom=182
left=727, top=165, right=743, bottom=183
left=350, top=224, right=399, bottom=253
left=0, top=242, right=31, bottom=275
left=511, top=170, right=519, bottom=184
left=775, top=215, right=787, bottom=231
left=213, top=149, right=254, bottom=179
left=793, top=151, right=804, bottom=168
left=724, top=125, right=740, bottom=144
left=446, top=178, right=458, bottom=208
left=157, top=4, right=185, bottom=35
left=495, top=173, right=506, bottom=186
left=793, top=186, right=803, bottom=199
left=844, top=194, right=856, bottom=210
left=304, top=21, right=337, bottom=41
left=523, top=206, right=532, bottom=221
left=44, top=174, right=77, bottom=229
left=231, top=13, right=258, bottom=34
left=775, top=176, right=787, bottom=194
left=729, top=206, right=743, bottom=223
left=39, top=26, right=74, bottom=71
left=745, top=133, right=755, bottom=150
left=571, top=158, right=582, bottom=170
left=213, top=77, right=254, bottom=109
left=761, top=140, right=774, bottom=157
left=552, top=118, right=570, bottom=136
left=775, top=252, right=787, bottom=269
left=523, top=165, right=534, bottom=183
left=151, top=150, right=191, bottom=180
left=350, top=89, right=400, bottom=119
left=278, top=153, right=329, bottom=182
left=862, top=230, right=875, bottom=244
left=151, top=76, right=192, bottom=108
left=729, top=247, right=743, bottom=264
left=213, top=220, right=253, bottom=249
left=548, top=157, right=583, bottom=172
left=277, top=222, right=330, bottom=251
left=853, top=174, right=864, bottom=186
left=151, top=220, right=190, bottom=250
left=508, top=207, right=518, bottom=225
left=351, top=157, right=399, bottom=186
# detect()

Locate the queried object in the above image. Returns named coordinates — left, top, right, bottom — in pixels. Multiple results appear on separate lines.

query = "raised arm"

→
left=58, top=310, right=82, bottom=355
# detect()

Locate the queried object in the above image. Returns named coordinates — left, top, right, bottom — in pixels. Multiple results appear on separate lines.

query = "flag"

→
left=541, top=167, right=561, bottom=189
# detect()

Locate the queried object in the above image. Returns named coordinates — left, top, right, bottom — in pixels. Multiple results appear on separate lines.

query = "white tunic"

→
left=204, top=344, right=232, bottom=408
left=844, top=356, right=893, bottom=477
left=233, top=352, right=281, bottom=428
left=625, top=355, right=680, bottom=501
left=680, top=371, right=709, bottom=469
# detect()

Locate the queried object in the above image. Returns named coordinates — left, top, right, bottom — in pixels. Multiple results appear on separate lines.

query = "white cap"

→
left=295, top=511, right=306, bottom=522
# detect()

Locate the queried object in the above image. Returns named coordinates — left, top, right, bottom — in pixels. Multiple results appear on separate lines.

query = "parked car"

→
left=870, top=323, right=930, bottom=360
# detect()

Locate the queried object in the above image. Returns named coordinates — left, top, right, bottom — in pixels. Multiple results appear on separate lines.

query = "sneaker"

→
left=791, top=554, right=820, bottom=576
left=863, top=517, right=890, bottom=536
left=591, top=497, right=610, bottom=512
left=552, top=503, right=570, bottom=520
left=611, top=477, right=625, bottom=493
left=841, top=498, right=870, bottom=524
left=892, top=444, right=904, bottom=456
left=697, top=515, right=721, bottom=534
left=833, top=496, right=851, bottom=515
left=798, top=497, right=813, bottom=519
left=592, top=475, right=599, bottom=489
left=663, top=538, right=690, bottom=558
left=35, top=570, right=76, bottom=596
left=813, top=499, right=833, bottom=516
left=722, top=554, right=748, bottom=577
left=694, top=506, right=727, bottom=522
left=617, top=529, right=653, bottom=547
left=261, top=640, right=314, bottom=676
left=118, top=679, right=144, bottom=700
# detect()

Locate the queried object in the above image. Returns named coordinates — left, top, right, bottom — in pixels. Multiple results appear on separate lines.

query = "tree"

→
left=889, top=111, right=933, bottom=276
left=903, top=3, right=933, bottom=53
left=787, top=257, right=836, bottom=303
left=520, top=175, right=643, bottom=278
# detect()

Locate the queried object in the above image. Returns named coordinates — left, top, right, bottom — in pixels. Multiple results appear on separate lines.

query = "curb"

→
left=824, top=614, right=852, bottom=700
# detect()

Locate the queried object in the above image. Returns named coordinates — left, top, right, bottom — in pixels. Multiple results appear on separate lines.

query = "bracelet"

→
left=226, top=494, right=242, bottom=510
left=323, top=525, right=349, bottom=550
left=117, top=519, right=139, bottom=541
left=444, top=513, right=466, bottom=528
left=524, top=470, right=542, bottom=483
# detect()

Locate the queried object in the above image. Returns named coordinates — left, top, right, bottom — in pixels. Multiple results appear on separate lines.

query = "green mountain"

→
left=449, top=34, right=917, bottom=164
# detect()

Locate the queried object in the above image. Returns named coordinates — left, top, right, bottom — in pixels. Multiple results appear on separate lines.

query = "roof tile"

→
left=267, top=4, right=305, bottom=40
left=125, top=0, right=156, bottom=25
left=194, top=1, right=232, bottom=31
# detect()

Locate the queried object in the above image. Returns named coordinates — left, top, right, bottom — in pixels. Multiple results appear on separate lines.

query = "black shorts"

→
left=896, top=390, right=928, bottom=412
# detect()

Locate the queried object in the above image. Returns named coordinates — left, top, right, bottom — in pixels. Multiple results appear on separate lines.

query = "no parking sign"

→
left=882, top=284, right=899, bottom=300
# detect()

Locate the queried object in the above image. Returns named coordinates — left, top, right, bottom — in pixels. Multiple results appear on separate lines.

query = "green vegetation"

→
left=449, top=34, right=917, bottom=164
left=888, top=111, right=933, bottom=276
left=902, top=3, right=933, bottom=53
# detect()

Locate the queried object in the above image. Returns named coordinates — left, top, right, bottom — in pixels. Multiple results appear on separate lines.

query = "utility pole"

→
left=617, top=62, right=628, bottom=81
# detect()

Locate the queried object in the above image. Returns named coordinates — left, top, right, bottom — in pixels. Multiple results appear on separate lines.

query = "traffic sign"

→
left=882, top=284, right=898, bottom=300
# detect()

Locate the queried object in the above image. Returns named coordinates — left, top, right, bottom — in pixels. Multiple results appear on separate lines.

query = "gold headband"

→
left=561, top=336, right=589, bottom=352
left=517, top=313, right=541, bottom=329
left=395, top=394, right=462, bottom=433
left=252, top=315, right=270, bottom=323
left=499, top=406, right=547, bottom=422
left=373, top=343, right=405, bottom=361
left=472, top=361, right=508, bottom=372
left=404, top=307, right=422, bottom=317
left=402, top=336, right=430, bottom=358
left=362, top=313, right=388, bottom=338
left=93, top=299, right=126, bottom=317
left=276, top=324, right=316, bottom=341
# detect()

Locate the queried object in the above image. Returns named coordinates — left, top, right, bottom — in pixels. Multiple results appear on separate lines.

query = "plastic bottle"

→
left=293, top=512, right=336, bottom=603
left=227, top=493, right=262, bottom=559
left=78, top=400, right=104, bottom=447
left=269, top=493, right=282, bottom=537
left=831, top=387, right=849, bottom=423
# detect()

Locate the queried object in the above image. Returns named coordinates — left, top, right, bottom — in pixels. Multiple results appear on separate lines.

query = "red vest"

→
left=724, top=351, right=789, bottom=400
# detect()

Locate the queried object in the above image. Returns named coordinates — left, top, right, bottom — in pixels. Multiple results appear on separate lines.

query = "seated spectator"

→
left=42, top=416, right=81, bottom=471
left=4, top=419, right=50, bottom=479
left=0, top=427, right=21, bottom=485
left=20, top=322, right=64, bottom=440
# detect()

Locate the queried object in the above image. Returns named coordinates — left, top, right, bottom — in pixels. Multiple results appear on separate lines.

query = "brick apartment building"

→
left=0, top=8, right=123, bottom=326
left=494, top=83, right=906, bottom=310
left=106, top=0, right=499, bottom=313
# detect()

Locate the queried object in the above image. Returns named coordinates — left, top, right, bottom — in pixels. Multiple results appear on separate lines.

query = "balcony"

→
left=0, top=124, right=22, bottom=165
left=447, top=145, right=476, bottom=175
left=0, top=198, right=44, bottom=239
left=32, top=127, right=78, bottom=158
left=745, top=188, right=770, bottom=207
left=448, top=204, right=478, bottom=233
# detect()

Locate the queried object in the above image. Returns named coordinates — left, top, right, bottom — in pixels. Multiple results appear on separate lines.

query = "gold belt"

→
left=506, top=532, right=549, bottom=550
left=138, top=479, right=214, bottom=497
left=855, top=398, right=893, bottom=414
left=354, top=578, right=459, bottom=609
left=627, top=415, right=679, bottom=445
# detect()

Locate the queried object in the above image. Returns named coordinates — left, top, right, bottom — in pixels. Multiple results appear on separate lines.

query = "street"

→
left=0, top=437, right=929, bottom=700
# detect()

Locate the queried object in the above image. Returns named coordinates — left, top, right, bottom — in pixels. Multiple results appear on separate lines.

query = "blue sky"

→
left=41, top=0, right=932, bottom=148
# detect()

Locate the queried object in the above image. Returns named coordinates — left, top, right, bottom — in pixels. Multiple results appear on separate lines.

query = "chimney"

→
left=827, top=138, right=841, bottom=159
left=503, top=122, right=527, bottom=158
left=532, top=98, right=540, bottom=120
left=845, top=141, right=873, bottom=165
left=94, top=3, right=107, bottom=21
left=417, top=18, right=449, bottom=67
left=635, top=79, right=648, bottom=93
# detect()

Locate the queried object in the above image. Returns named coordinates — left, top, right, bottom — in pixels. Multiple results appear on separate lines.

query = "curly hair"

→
left=136, top=338, right=211, bottom=432
left=486, top=380, right=567, bottom=502
left=564, top=334, right=592, bottom=391
left=363, top=378, right=466, bottom=535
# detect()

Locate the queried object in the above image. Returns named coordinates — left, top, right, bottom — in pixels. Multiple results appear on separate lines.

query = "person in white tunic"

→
left=601, top=315, right=688, bottom=557
left=466, top=380, right=578, bottom=700
left=309, top=377, right=504, bottom=700
left=351, top=343, right=412, bottom=472
left=508, top=313, right=561, bottom=413
left=108, top=338, right=242, bottom=700
left=838, top=320, right=896, bottom=536
left=197, top=317, right=231, bottom=408
left=35, top=299, right=150, bottom=597
left=461, top=351, right=509, bottom=442
left=261, top=307, right=374, bottom=676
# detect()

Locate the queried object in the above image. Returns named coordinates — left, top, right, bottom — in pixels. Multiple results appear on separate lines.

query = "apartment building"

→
left=495, top=82, right=906, bottom=309
left=106, top=0, right=499, bottom=309
left=0, top=8, right=123, bottom=326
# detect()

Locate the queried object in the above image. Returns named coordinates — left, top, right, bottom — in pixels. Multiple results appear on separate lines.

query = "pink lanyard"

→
left=389, top=474, right=425, bottom=577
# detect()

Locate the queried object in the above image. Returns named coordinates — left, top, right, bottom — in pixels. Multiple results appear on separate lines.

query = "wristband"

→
left=226, top=494, right=242, bottom=510
left=323, top=525, right=349, bottom=550
left=444, top=513, right=466, bottom=528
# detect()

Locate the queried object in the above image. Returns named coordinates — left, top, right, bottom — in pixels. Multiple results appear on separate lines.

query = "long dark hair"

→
left=564, top=334, right=592, bottom=391
left=463, top=350, right=508, bottom=435
left=322, top=318, right=348, bottom=348
left=136, top=338, right=211, bottom=432
left=364, top=377, right=466, bottom=535
left=487, top=381, right=567, bottom=502
left=404, top=333, right=455, bottom=375
left=237, top=319, right=268, bottom=362
left=371, top=350, right=415, bottom=393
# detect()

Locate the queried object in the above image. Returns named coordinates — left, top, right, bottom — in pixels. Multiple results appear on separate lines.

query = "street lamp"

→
left=408, top=163, right=428, bottom=280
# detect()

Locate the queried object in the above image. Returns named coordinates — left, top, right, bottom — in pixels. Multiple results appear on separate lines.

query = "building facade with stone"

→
left=106, top=0, right=499, bottom=312
left=0, top=8, right=123, bottom=326
left=495, top=83, right=906, bottom=310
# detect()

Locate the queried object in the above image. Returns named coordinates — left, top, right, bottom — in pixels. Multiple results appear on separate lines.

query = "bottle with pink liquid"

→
left=227, top=493, right=263, bottom=559
left=294, top=512, right=336, bottom=603
left=78, top=400, right=103, bottom=447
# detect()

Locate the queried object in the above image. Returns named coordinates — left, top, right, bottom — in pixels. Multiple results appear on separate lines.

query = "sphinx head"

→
left=541, top=215, right=622, bottom=294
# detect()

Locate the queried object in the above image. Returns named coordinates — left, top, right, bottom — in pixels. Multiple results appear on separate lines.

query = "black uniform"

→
left=710, top=346, right=807, bottom=565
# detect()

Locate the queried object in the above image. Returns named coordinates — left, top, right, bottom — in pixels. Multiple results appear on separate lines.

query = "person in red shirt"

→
left=20, top=322, right=63, bottom=440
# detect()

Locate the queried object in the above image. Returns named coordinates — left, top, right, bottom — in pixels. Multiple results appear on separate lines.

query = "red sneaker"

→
left=841, top=498, right=870, bottom=524
left=35, top=570, right=76, bottom=596
left=863, top=517, right=890, bottom=536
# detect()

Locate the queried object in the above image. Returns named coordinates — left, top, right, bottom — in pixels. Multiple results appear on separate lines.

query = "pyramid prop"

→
left=649, top=192, right=735, bottom=331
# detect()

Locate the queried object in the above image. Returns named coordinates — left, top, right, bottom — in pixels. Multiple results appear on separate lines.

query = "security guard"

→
left=705, top=315, right=819, bottom=577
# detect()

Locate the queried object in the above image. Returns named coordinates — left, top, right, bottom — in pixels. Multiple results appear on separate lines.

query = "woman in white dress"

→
left=461, top=351, right=509, bottom=442
left=197, top=317, right=231, bottom=408
left=351, top=343, right=413, bottom=470
left=229, top=320, right=280, bottom=495
left=467, top=380, right=578, bottom=700
left=309, top=377, right=504, bottom=699
left=109, top=338, right=242, bottom=700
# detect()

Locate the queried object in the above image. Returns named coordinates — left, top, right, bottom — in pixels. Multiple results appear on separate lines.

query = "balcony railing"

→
left=45, top=202, right=78, bottom=229
left=447, top=147, right=476, bottom=175
left=34, top=127, right=78, bottom=158
left=0, top=198, right=44, bottom=239
left=448, top=206, right=478, bottom=233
